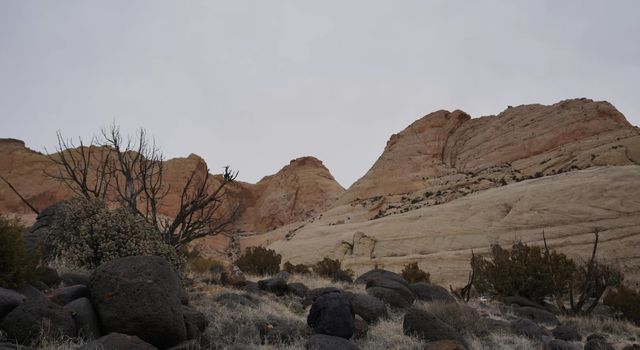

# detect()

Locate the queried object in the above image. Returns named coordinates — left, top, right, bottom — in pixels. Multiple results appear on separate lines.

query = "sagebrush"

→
left=401, top=262, right=430, bottom=283
left=47, top=197, right=182, bottom=270
left=235, top=246, right=281, bottom=276
left=0, top=215, right=39, bottom=288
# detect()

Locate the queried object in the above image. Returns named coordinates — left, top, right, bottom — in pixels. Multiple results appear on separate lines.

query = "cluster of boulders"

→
left=0, top=256, right=207, bottom=350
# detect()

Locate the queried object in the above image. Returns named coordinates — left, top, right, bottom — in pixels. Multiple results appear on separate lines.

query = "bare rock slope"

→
left=242, top=98, right=640, bottom=285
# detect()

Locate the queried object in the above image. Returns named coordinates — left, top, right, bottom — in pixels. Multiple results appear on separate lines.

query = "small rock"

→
left=64, top=297, right=101, bottom=340
left=352, top=318, right=368, bottom=339
left=306, top=334, right=361, bottom=350
left=78, top=333, right=158, bottom=350
left=37, top=267, right=60, bottom=287
left=48, top=285, right=89, bottom=305
left=585, top=338, right=615, bottom=350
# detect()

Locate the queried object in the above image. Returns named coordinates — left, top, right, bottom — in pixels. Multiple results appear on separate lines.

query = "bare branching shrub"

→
left=235, top=247, right=281, bottom=276
left=283, top=261, right=311, bottom=275
left=0, top=215, right=39, bottom=288
left=604, top=286, right=640, bottom=326
left=312, top=257, right=353, bottom=282
left=401, top=262, right=430, bottom=283
left=48, top=125, right=239, bottom=250
left=47, top=197, right=182, bottom=270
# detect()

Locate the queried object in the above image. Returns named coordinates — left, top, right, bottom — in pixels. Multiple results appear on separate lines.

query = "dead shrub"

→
left=401, top=262, right=430, bottom=283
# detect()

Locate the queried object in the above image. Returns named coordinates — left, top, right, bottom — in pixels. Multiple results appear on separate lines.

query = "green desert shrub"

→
left=235, top=246, right=281, bottom=276
left=401, top=262, right=431, bottom=283
left=472, top=241, right=576, bottom=303
left=0, top=215, right=40, bottom=288
left=47, top=197, right=182, bottom=270
left=604, top=286, right=640, bottom=326
left=283, top=261, right=311, bottom=275
left=312, top=257, right=354, bottom=282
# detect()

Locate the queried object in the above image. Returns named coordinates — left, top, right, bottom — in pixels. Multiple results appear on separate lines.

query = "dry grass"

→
left=559, top=314, right=640, bottom=348
left=468, top=333, right=543, bottom=350
left=353, top=311, right=425, bottom=350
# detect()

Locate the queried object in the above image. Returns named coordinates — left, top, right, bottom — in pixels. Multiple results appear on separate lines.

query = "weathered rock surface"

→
left=0, top=287, right=25, bottom=320
left=89, top=256, right=187, bottom=348
left=63, top=297, right=101, bottom=340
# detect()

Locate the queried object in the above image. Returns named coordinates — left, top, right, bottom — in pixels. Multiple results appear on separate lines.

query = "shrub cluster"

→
left=312, top=257, right=354, bottom=282
left=185, top=248, right=224, bottom=274
left=47, top=197, right=182, bottom=270
left=235, top=246, right=281, bottom=276
left=0, top=216, right=39, bottom=288
left=283, top=261, right=311, bottom=275
left=401, top=262, right=430, bottom=283
left=604, top=286, right=640, bottom=326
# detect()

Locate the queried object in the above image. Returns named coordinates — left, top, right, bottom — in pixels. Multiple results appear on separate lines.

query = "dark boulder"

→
left=48, top=285, right=89, bottom=305
left=409, top=283, right=455, bottom=303
left=0, top=287, right=25, bottom=320
left=513, top=306, right=560, bottom=326
left=305, top=287, right=343, bottom=306
left=546, top=339, right=581, bottom=350
left=623, top=345, right=640, bottom=350
left=0, top=294, right=76, bottom=344
left=61, top=272, right=90, bottom=287
left=346, top=293, right=388, bottom=324
left=274, top=271, right=292, bottom=281
left=366, top=278, right=415, bottom=305
left=78, top=333, right=158, bottom=350
left=307, top=291, right=354, bottom=339
left=510, top=318, right=544, bottom=341
left=355, top=269, right=408, bottom=286
left=37, top=267, right=60, bottom=287
left=424, top=340, right=467, bottom=350
left=402, top=308, right=465, bottom=345
left=89, top=256, right=187, bottom=349
left=352, top=318, right=368, bottom=339
left=165, top=340, right=200, bottom=350
left=552, top=324, right=581, bottom=341
left=306, top=334, right=361, bottom=350
left=64, top=297, right=101, bottom=340
left=287, top=283, right=309, bottom=298
left=585, top=338, right=615, bottom=350
left=258, top=277, right=288, bottom=296
left=182, top=305, right=208, bottom=339
left=366, top=287, right=411, bottom=309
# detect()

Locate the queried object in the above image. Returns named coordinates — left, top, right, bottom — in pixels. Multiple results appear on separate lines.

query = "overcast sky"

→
left=1, top=1, right=639, bottom=188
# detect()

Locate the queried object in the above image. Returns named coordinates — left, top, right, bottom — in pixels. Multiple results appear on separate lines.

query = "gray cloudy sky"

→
left=1, top=1, right=639, bottom=187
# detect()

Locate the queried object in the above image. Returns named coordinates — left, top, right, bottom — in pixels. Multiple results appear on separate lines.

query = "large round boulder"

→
left=366, top=287, right=411, bottom=309
left=366, top=278, right=415, bottom=305
left=402, top=308, right=465, bottom=346
left=0, top=294, right=76, bottom=344
left=64, top=297, right=101, bottom=340
left=307, top=291, right=355, bottom=339
left=89, top=256, right=187, bottom=349
left=409, top=283, right=456, bottom=303
left=355, top=269, right=408, bottom=286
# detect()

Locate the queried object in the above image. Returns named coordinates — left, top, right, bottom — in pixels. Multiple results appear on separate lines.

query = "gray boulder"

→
left=287, top=283, right=309, bottom=298
left=64, top=297, right=101, bottom=340
left=409, top=283, right=456, bottom=303
left=367, top=287, right=411, bottom=309
left=0, top=294, right=76, bottom=344
left=274, top=271, right=292, bottom=281
left=258, top=277, right=288, bottom=296
left=513, top=306, right=560, bottom=326
left=308, top=291, right=354, bottom=339
left=355, top=269, right=408, bottom=286
left=366, top=278, right=415, bottom=305
left=0, top=287, right=25, bottom=320
left=552, top=324, right=581, bottom=341
left=78, top=333, right=158, bottom=350
left=510, top=318, right=544, bottom=341
left=347, top=293, right=388, bottom=324
left=89, top=256, right=187, bottom=349
left=402, top=308, right=465, bottom=345
left=306, top=334, right=361, bottom=350
left=352, top=318, right=368, bottom=339
left=49, top=285, right=89, bottom=305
